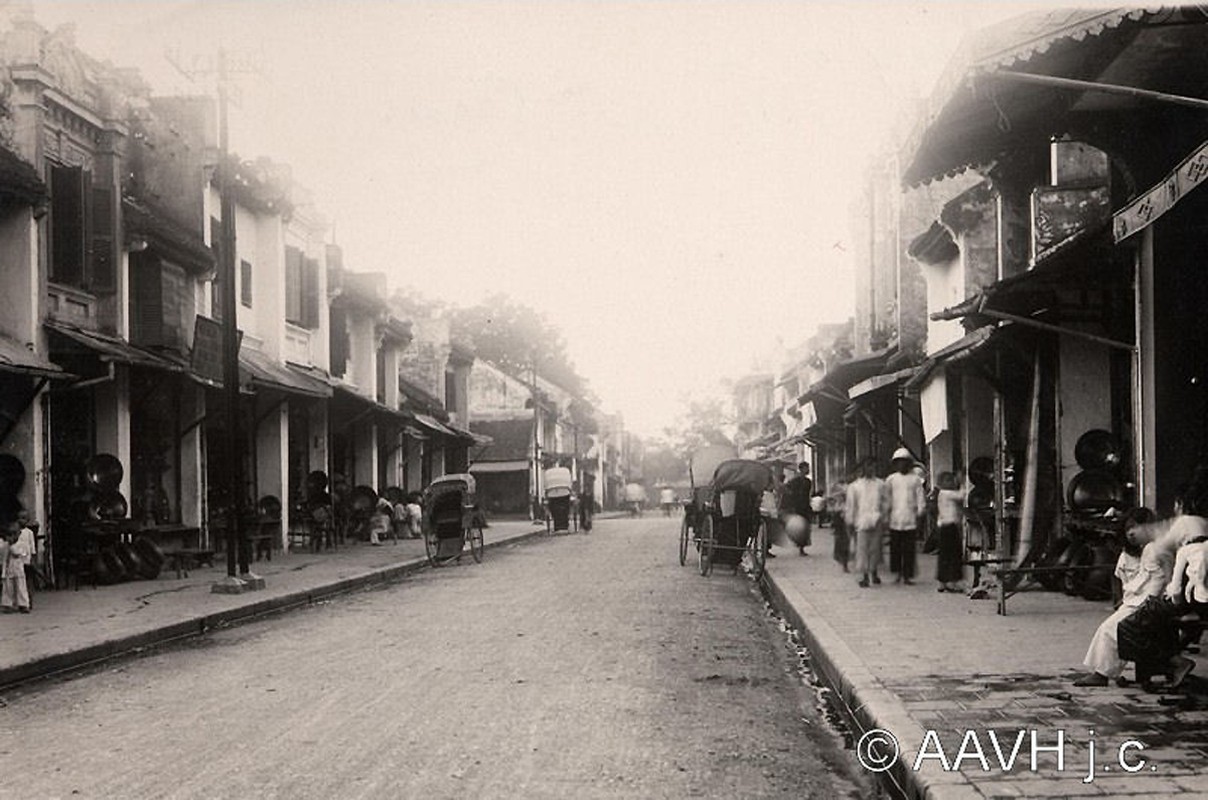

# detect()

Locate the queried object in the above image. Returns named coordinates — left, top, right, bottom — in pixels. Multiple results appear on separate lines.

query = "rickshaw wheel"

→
left=469, top=523, right=484, bottom=563
left=678, top=514, right=690, bottom=566
left=424, top=529, right=443, bottom=567
left=748, top=518, right=768, bottom=580
left=698, top=514, right=714, bottom=576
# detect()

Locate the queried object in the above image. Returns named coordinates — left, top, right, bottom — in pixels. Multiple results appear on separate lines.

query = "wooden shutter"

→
left=285, top=245, right=303, bottom=324
left=50, top=165, right=86, bottom=286
left=130, top=251, right=164, bottom=347
left=210, top=218, right=224, bottom=322
left=89, top=183, right=116, bottom=293
left=240, top=259, right=253, bottom=308
left=302, top=256, right=320, bottom=329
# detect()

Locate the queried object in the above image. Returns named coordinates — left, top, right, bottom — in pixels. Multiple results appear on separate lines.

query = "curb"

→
left=0, top=527, right=547, bottom=692
left=763, top=567, right=982, bottom=800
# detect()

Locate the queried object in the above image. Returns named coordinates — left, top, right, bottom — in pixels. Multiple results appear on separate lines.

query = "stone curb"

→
left=0, top=527, right=547, bottom=692
left=763, top=567, right=983, bottom=800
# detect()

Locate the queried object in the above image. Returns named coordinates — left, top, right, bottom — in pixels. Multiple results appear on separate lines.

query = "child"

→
left=933, top=472, right=966, bottom=593
left=1, top=517, right=30, bottom=613
left=405, top=492, right=423, bottom=538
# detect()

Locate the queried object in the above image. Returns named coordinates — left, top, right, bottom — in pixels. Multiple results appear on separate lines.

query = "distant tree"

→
left=449, top=292, right=588, bottom=398
left=390, top=286, right=449, bottom=319
left=664, top=397, right=735, bottom=462
left=641, top=439, right=689, bottom=486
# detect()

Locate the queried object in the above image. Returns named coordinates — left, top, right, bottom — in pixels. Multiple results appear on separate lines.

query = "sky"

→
left=26, top=0, right=1065, bottom=437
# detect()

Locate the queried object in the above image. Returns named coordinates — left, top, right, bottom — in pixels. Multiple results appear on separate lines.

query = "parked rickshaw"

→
left=679, top=444, right=734, bottom=567
left=694, top=458, right=773, bottom=579
left=422, top=474, right=486, bottom=566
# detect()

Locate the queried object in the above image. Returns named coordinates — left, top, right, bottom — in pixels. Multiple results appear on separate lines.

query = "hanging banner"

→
left=1114, top=138, right=1208, bottom=242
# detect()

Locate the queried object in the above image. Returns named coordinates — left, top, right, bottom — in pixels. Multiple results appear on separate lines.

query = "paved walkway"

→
left=765, top=529, right=1208, bottom=799
left=0, top=518, right=549, bottom=688
left=7, top=515, right=1205, bottom=799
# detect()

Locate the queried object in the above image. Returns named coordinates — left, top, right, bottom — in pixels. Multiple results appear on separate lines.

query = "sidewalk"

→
left=0, top=518, right=547, bottom=690
left=765, top=536, right=1208, bottom=799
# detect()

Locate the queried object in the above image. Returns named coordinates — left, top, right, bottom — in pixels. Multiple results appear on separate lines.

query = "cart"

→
left=696, top=459, right=773, bottom=579
left=544, top=490, right=581, bottom=534
left=421, top=474, right=486, bottom=566
left=679, top=444, right=733, bottom=567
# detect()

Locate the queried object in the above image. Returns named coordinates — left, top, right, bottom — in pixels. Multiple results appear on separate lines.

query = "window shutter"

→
left=240, top=259, right=253, bottom=308
left=89, top=183, right=116, bottom=293
left=130, top=251, right=164, bottom=347
left=210, top=218, right=224, bottom=322
left=285, top=245, right=303, bottom=324
left=303, top=256, right=320, bottom=329
left=50, top=165, right=86, bottom=286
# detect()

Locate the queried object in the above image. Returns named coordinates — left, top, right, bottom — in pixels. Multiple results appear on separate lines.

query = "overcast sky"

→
left=29, top=0, right=1065, bottom=437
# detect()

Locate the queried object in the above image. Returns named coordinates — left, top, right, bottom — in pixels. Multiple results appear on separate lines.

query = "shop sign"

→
left=1114, top=138, right=1208, bottom=242
left=191, top=315, right=242, bottom=384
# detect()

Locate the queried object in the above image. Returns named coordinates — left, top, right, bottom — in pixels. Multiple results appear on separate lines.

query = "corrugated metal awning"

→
left=0, top=332, right=69, bottom=379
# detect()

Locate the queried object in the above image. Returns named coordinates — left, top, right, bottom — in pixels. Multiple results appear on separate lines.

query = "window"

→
left=285, top=245, right=320, bottom=329
left=48, top=164, right=115, bottom=292
left=240, top=259, right=253, bottom=308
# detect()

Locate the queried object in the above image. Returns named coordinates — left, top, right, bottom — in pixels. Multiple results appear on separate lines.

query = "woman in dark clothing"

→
left=932, top=471, right=965, bottom=592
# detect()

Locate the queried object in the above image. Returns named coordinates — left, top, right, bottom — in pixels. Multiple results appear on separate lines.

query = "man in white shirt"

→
left=845, top=457, right=887, bottom=588
left=885, top=448, right=926, bottom=585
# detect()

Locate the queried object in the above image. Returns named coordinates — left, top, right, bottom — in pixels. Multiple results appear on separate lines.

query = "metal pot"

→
left=1074, top=429, right=1122, bottom=471
left=85, top=453, right=124, bottom=491
left=1067, top=470, right=1126, bottom=513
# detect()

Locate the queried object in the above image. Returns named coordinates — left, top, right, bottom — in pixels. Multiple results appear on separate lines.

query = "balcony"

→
left=47, top=282, right=96, bottom=329
left=284, top=322, right=313, bottom=366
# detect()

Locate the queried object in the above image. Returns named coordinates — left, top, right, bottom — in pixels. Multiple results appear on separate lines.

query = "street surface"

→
left=0, top=515, right=868, bottom=799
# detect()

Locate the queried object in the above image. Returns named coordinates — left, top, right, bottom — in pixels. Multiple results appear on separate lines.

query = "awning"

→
left=901, top=8, right=1208, bottom=186
left=797, top=347, right=894, bottom=407
left=240, top=346, right=333, bottom=398
left=45, top=320, right=185, bottom=373
left=442, top=420, right=493, bottom=445
left=905, top=327, right=999, bottom=393
left=123, top=198, right=215, bottom=275
left=412, top=413, right=460, bottom=438
left=0, top=332, right=69, bottom=379
left=848, top=367, right=920, bottom=400
left=469, top=459, right=529, bottom=474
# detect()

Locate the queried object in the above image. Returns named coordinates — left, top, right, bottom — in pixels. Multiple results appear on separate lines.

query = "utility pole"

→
left=530, top=357, right=541, bottom=521
left=168, top=46, right=264, bottom=592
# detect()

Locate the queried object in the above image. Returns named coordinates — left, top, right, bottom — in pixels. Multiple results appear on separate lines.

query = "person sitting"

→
left=1166, top=518, right=1208, bottom=655
left=1076, top=513, right=1197, bottom=688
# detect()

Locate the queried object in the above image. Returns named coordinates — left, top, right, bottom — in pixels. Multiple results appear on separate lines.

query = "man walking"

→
left=885, top=448, right=926, bottom=585
left=780, top=462, right=813, bottom=555
left=845, top=457, right=886, bottom=588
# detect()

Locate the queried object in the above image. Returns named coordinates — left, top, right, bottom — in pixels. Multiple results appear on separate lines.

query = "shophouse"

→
left=730, top=373, right=777, bottom=458
left=327, top=266, right=411, bottom=499
left=901, top=7, right=1208, bottom=568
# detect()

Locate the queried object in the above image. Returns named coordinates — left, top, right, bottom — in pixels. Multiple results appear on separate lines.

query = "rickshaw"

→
left=679, top=444, right=734, bottom=567
left=421, top=474, right=486, bottom=566
left=694, top=458, right=773, bottom=579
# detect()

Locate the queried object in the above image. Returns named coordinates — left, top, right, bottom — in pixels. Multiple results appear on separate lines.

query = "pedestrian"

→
left=885, top=448, right=926, bottom=585
left=544, top=458, right=574, bottom=532
left=1, top=515, right=30, bottom=613
left=828, top=479, right=850, bottom=571
left=845, top=457, right=886, bottom=588
left=405, top=492, right=424, bottom=538
left=780, top=462, right=813, bottom=555
left=932, top=471, right=966, bottom=592
left=659, top=485, right=676, bottom=516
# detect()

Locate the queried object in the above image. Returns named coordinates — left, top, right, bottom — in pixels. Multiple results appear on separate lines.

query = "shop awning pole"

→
left=990, top=70, right=1208, bottom=112
left=980, top=309, right=1135, bottom=351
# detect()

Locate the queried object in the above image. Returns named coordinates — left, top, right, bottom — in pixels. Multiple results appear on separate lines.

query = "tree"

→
left=449, top=292, right=589, bottom=399
left=663, top=397, right=735, bottom=462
